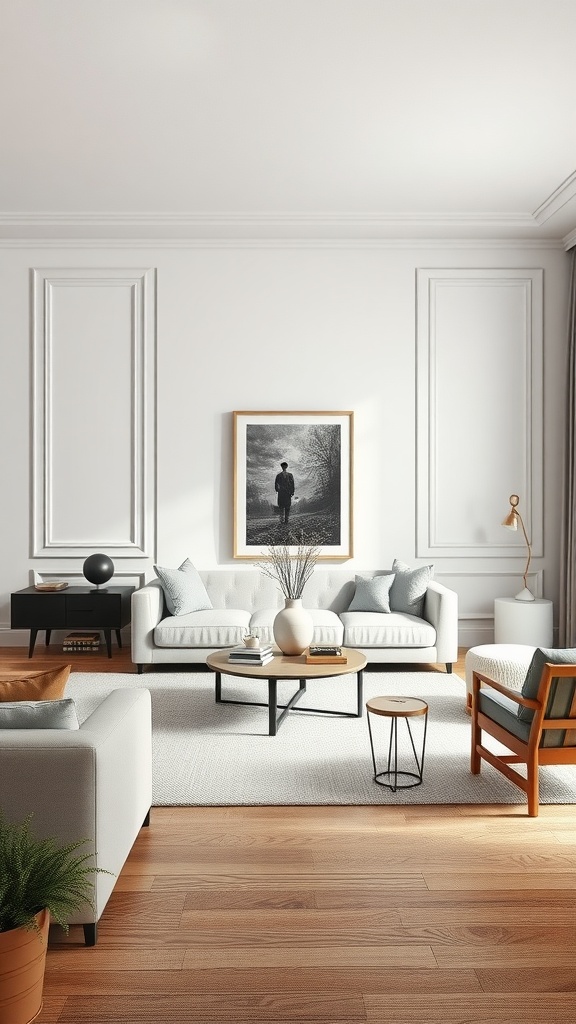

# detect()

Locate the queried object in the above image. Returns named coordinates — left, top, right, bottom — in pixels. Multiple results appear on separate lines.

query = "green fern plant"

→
left=0, top=811, right=111, bottom=935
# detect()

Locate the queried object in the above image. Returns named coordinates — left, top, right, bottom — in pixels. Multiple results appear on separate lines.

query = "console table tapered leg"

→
left=115, top=629, right=122, bottom=648
left=45, top=629, right=52, bottom=647
left=103, top=629, right=112, bottom=658
left=28, top=628, right=39, bottom=658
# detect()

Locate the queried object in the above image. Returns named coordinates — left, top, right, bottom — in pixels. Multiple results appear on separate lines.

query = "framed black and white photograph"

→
left=233, top=411, right=353, bottom=559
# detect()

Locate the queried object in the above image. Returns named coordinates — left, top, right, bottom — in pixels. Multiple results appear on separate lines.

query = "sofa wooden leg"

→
left=142, top=808, right=151, bottom=828
left=83, top=923, right=97, bottom=946
left=137, top=664, right=143, bottom=674
left=446, top=663, right=453, bottom=673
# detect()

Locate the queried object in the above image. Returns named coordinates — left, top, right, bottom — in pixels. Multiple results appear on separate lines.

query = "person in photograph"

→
left=275, top=461, right=295, bottom=524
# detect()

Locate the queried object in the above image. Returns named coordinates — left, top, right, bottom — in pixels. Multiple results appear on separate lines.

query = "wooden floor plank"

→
left=41, top=967, right=482, bottom=995
left=364, top=992, right=576, bottom=1020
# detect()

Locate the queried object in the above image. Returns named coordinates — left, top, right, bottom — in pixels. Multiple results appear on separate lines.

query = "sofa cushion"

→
left=154, top=558, right=213, bottom=616
left=0, top=698, right=79, bottom=730
left=0, top=664, right=71, bottom=703
left=154, top=609, right=250, bottom=648
left=347, top=574, right=395, bottom=613
left=340, top=612, right=436, bottom=648
left=249, top=608, right=344, bottom=646
left=390, top=559, right=434, bottom=617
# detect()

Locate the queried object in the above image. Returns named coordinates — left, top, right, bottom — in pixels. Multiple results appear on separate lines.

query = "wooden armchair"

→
left=471, top=656, right=576, bottom=816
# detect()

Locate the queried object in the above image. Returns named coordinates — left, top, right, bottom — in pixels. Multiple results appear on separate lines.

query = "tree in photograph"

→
left=301, top=425, right=341, bottom=510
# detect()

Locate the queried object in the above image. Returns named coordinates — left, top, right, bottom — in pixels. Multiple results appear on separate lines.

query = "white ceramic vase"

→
left=273, top=598, right=314, bottom=656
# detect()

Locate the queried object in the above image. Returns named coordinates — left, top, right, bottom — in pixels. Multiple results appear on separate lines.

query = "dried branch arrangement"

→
left=257, top=538, right=321, bottom=599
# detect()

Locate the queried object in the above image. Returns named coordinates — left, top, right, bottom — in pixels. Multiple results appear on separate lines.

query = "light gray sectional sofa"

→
left=131, top=568, right=458, bottom=673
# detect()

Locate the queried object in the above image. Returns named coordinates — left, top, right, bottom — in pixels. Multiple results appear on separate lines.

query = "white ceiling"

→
left=1, top=0, right=576, bottom=241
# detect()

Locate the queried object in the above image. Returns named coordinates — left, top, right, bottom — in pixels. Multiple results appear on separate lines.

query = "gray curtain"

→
left=559, top=248, right=576, bottom=646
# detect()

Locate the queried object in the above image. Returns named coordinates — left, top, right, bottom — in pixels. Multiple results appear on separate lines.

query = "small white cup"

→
left=243, top=635, right=260, bottom=649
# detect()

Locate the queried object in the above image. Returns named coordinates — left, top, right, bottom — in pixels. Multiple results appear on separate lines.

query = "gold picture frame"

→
left=233, top=410, right=353, bottom=559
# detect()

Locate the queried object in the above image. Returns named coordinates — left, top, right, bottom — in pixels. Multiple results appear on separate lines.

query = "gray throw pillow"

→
left=518, top=646, right=576, bottom=723
left=348, top=575, right=395, bottom=613
left=0, top=698, right=79, bottom=730
left=389, top=558, right=434, bottom=617
left=154, top=558, right=213, bottom=616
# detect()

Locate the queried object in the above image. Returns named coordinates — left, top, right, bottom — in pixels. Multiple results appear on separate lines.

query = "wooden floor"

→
left=3, top=646, right=576, bottom=1023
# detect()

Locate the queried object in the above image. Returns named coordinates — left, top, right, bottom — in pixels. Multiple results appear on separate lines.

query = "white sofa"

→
left=131, top=569, right=458, bottom=673
left=0, top=688, right=152, bottom=945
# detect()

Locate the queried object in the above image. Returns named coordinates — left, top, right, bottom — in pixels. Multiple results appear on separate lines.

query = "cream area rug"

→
left=67, top=668, right=576, bottom=807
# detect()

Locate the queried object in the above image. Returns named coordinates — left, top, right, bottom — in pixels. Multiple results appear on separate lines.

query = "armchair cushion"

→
left=390, top=559, right=434, bottom=617
left=478, top=689, right=531, bottom=742
left=0, top=664, right=71, bottom=703
left=518, top=646, right=576, bottom=723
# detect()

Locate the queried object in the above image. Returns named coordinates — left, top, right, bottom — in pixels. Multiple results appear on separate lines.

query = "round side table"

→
left=494, top=597, right=553, bottom=647
left=366, top=696, right=428, bottom=793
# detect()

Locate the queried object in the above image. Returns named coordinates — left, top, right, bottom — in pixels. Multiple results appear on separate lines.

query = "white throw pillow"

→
left=154, top=558, right=213, bottom=616
left=389, top=559, right=434, bottom=617
left=348, top=574, right=395, bottom=613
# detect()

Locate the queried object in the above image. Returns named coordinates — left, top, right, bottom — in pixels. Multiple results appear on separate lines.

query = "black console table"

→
left=11, top=586, right=134, bottom=658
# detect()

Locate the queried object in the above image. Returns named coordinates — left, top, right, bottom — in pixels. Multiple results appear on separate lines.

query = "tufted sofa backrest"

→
left=196, top=568, right=383, bottom=613
left=199, top=571, right=282, bottom=611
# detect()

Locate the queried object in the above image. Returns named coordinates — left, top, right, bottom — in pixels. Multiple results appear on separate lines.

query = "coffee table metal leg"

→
left=356, top=670, right=364, bottom=716
left=214, top=672, right=222, bottom=702
left=268, top=679, right=278, bottom=736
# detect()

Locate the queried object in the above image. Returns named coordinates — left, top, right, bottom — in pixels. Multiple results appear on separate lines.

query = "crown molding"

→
left=0, top=236, right=565, bottom=250
left=533, top=170, right=576, bottom=225
left=0, top=209, right=550, bottom=242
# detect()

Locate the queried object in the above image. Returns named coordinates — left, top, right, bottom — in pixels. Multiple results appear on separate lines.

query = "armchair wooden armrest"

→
left=471, top=669, right=540, bottom=710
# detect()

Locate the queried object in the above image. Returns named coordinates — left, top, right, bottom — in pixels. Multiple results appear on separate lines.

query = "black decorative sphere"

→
left=83, top=553, right=114, bottom=587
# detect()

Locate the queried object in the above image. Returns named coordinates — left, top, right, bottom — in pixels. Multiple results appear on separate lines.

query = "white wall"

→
left=0, top=240, right=570, bottom=647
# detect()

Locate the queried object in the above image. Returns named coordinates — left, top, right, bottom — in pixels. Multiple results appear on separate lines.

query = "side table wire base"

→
left=366, top=696, right=428, bottom=793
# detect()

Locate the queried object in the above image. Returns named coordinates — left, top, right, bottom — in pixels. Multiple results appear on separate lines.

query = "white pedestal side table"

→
left=494, top=597, right=553, bottom=647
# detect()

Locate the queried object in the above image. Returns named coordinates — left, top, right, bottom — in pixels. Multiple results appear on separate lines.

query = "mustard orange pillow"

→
left=0, top=664, right=71, bottom=703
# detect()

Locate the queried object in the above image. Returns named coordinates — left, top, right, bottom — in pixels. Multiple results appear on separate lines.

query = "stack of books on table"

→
left=63, top=631, right=100, bottom=652
left=228, top=644, right=274, bottom=666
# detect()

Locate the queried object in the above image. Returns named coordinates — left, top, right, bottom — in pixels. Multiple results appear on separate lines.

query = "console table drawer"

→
left=66, top=602, right=122, bottom=628
left=11, top=594, right=67, bottom=629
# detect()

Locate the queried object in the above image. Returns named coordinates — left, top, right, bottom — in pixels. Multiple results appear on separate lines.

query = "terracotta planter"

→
left=273, top=598, right=314, bottom=656
left=0, top=910, right=49, bottom=1024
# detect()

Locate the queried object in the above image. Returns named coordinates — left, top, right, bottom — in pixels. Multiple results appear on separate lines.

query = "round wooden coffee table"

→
left=206, top=647, right=367, bottom=736
left=366, top=695, right=429, bottom=792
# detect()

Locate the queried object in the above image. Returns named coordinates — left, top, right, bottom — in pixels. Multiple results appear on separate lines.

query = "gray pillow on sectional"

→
left=348, top=574, right=395, bottom=613
left=154, top=558, right=213, bottom=616
left=389, top=558, right=434, bottom=617
left=0, top=698, right=79, bottom=730
left=518, top=646, right=576, bottom=723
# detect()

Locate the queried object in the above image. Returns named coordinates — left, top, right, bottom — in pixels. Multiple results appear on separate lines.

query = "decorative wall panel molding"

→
left=416, top=268, right=543, bottom=558
left=31, top=267, right=156, bottom=558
